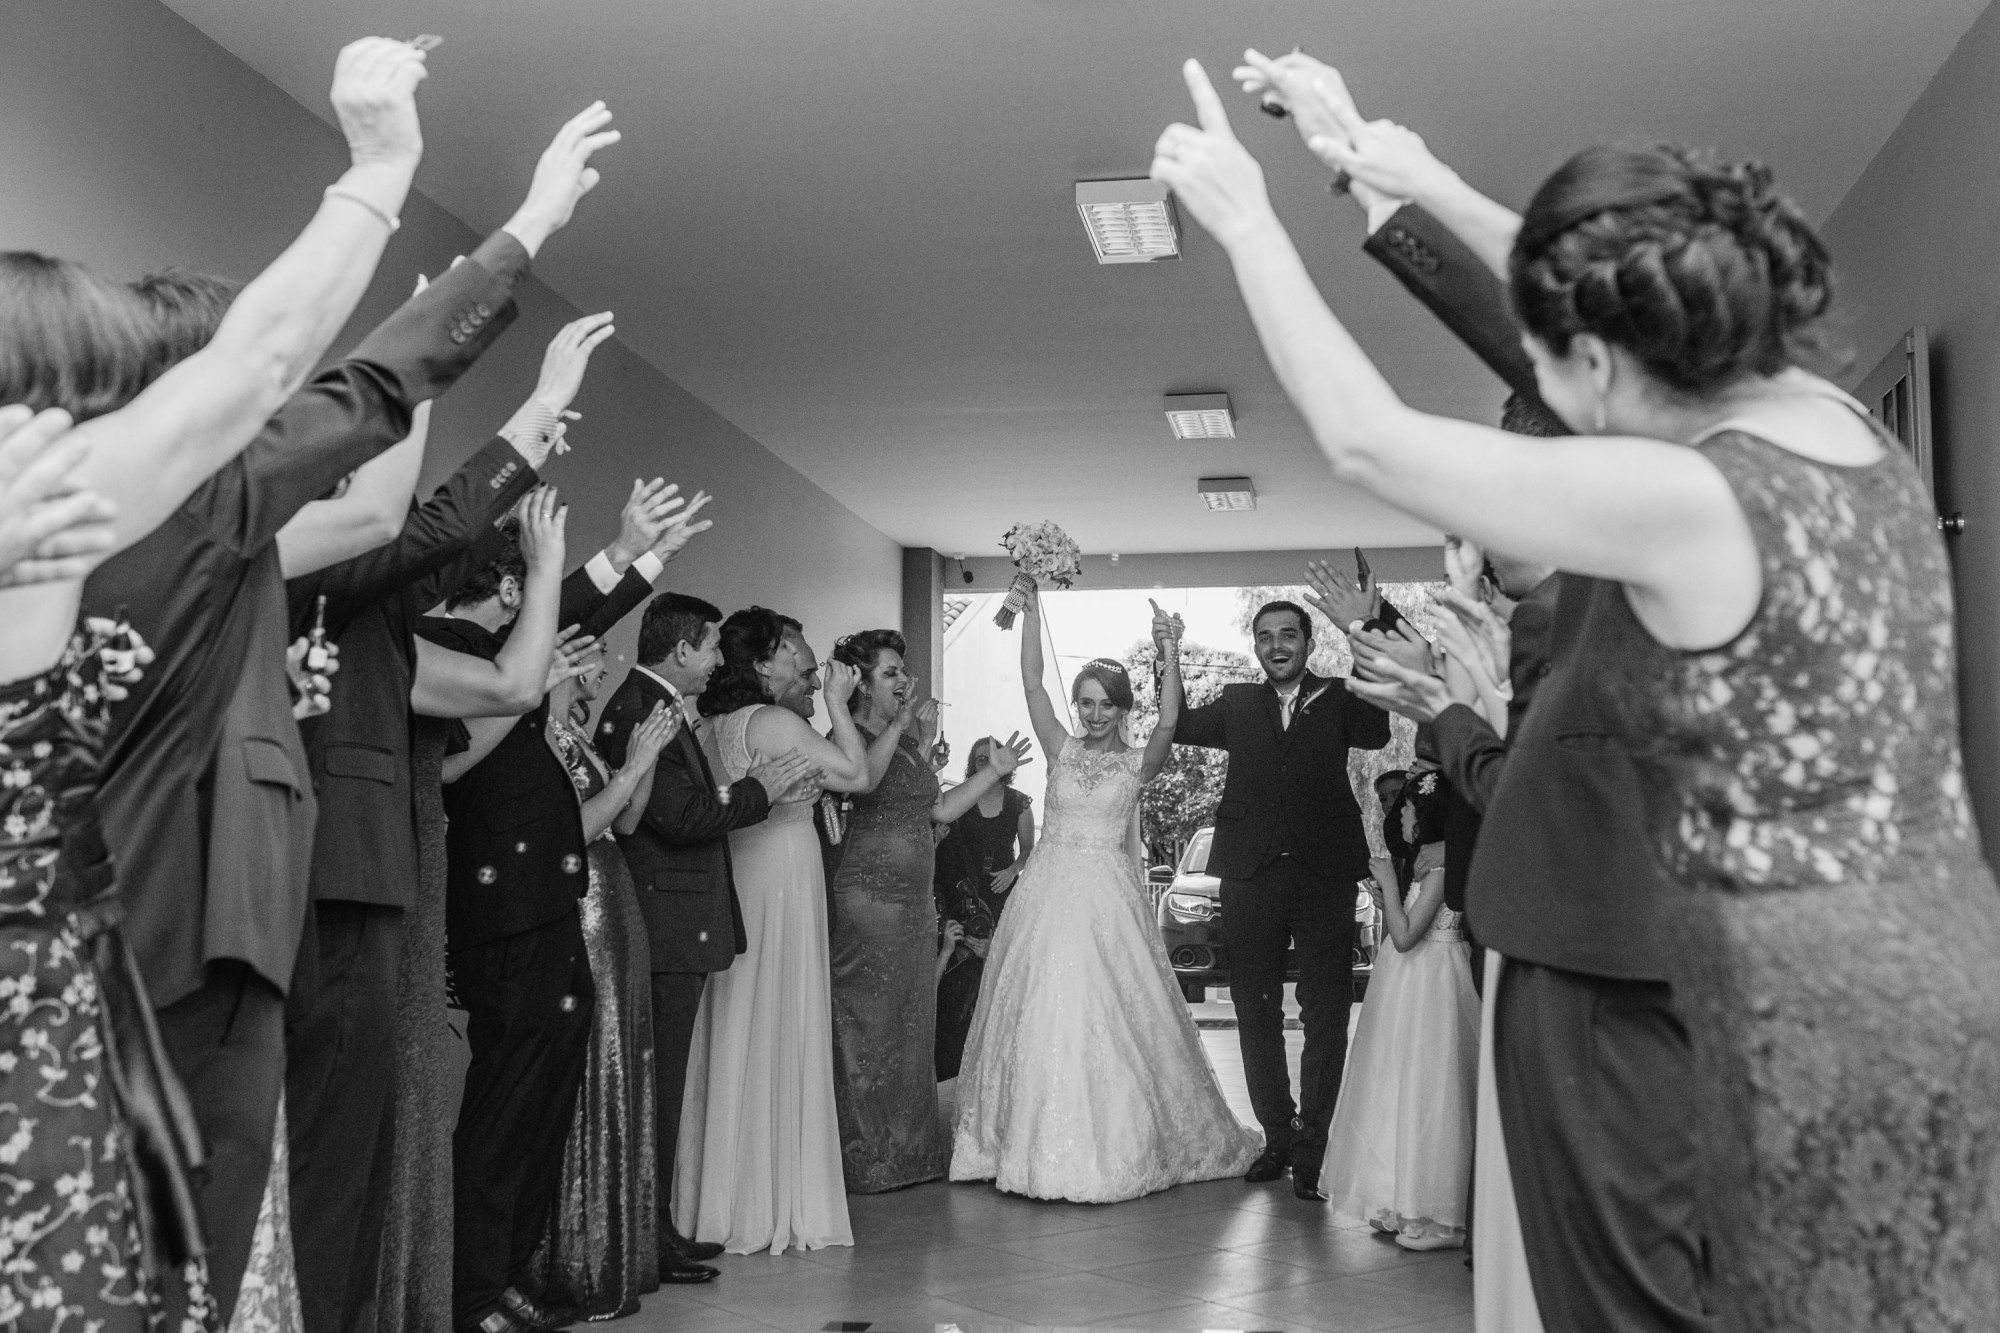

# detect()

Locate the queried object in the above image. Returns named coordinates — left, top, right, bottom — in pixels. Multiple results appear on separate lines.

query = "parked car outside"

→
left=1157, top=826, right=1377, bottom=1004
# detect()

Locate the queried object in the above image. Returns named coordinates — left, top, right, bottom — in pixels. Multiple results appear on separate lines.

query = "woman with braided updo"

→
left=1154, top=50, right=2000, bottom=1333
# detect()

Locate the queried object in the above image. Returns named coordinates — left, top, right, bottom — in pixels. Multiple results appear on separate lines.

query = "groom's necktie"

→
left=1279, top=693, right=1295, bottom=731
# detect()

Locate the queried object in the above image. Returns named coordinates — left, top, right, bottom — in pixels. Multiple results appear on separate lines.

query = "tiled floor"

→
left=617, top=993, right=1471, bottom=1333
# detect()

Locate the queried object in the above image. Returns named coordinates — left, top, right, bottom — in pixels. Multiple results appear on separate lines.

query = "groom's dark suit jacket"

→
left=598, top=668, right=769, bottom=974
left=1362, top=203, right=1670, bottom=981
left=1173, top=673, right=1389, bottom=885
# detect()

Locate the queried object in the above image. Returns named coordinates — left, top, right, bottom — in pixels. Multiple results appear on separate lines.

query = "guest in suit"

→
left=77, top=76, right=576, bottom=1328
left=1168, top=599, right=1390, bottom=1200
left=277, top=308, right=621, bottom=1333
left=418, top=480, right=689, bottom=1333
left=1240, top=56, right=1715, bottom=1329
left=598, top=594, right=821, bottom=1277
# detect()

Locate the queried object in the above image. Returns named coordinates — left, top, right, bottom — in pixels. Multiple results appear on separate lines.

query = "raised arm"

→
left=70, top=39, right=426, bottom=547
left=932, top=733, right=1032, bottom=825
left=277, top=400, right=431, bottom=578
left=408, top=488, right=570, bottom=718
left=780, top=661, right=873, bottom=791
left=1141, top=600, right=1181, bottom=782
left=1018, top=587, right=1071, bottom=762
left=1152, top=62, right=1758, bottom=650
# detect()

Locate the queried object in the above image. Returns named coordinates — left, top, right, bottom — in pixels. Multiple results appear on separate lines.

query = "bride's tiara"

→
left=1083, top=658, right=1130, bottom=678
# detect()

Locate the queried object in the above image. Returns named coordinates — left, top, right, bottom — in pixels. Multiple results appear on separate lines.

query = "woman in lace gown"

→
left=1163, top=74, right=2000, bottom=1329
left=953, top=594, right=1262, bottom=1202
left=677, top=609, right=873, bottom=1252
left=524, top=659, right=679, bottom=1317
left=828, top=630, right=1032, bottom=1193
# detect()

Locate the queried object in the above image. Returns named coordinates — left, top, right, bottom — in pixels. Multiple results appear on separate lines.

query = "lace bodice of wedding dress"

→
left=950, top=736, right=1261, bottom=1202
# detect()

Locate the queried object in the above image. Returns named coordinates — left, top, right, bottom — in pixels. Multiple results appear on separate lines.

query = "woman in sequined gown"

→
left=524, top=659, right=679, bottom=1318
left=953, top=595, right=1261, bottom=1202
left=827, top=630, right=1031, bottom=1193
left=677, top=608, right=874, bottom=1253
left=1165, top=80, right=2000, bottom=1330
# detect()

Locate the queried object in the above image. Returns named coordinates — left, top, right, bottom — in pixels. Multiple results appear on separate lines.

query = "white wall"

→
left=0, top=0, right=902, bottom=673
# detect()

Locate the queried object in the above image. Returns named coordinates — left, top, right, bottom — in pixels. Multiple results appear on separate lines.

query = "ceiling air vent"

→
left=1076, top=179, right=1180, bottom=264
left=1198, top=476, right=1257, bottom=511
left=1164, top=393, right=1234, bottom=439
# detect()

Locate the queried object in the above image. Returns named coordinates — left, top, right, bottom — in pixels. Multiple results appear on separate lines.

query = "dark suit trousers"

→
left=285, top=901, right=405, bottom=1333
left=1493, top=961, right=1717, bottom=1332
left=1218, top=859, right=1355, bottom=1172
left=450, top=912, right=595, bottom=1327
left=650, top=971, right=706, bottom=1233
left=157, top=960, right=288, bottom=1326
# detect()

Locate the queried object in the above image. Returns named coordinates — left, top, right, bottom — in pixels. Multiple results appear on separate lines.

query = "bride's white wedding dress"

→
left=951, top=736, right=1263, bottom=1202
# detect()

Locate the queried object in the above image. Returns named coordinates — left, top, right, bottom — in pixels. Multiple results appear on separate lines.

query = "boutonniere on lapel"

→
left=1296, top=681, right=1334, bottom=717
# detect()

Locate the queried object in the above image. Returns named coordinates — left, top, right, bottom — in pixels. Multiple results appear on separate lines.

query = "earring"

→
left=1592, top=400, right=1608, bottom=433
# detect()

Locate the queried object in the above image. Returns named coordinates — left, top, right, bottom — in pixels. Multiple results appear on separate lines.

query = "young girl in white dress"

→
left=951, top=590, right=1260, bottom=1202
left=1322, top=764, right=1480, bottom=1249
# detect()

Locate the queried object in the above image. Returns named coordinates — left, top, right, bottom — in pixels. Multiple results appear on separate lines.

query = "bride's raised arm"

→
left=1018, top=586, right=1071, bottom=763
left=1140, top=601, right=1180, bottom=783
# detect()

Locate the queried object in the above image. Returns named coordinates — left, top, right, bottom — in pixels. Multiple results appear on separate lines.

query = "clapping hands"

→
left=623, top=699, right=681, bottom=770
left=1303, top=555, right=1378, bottom=630
left=543, top=627, right=599, bottom=693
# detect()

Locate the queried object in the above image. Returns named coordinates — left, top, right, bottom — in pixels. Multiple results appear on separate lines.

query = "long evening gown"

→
left=229, top=1100, right=303, bottom=1333
left=0, top=624, right=216, bottom=1331
left=675, top=707, right=851, bottom=1254
left=525, top=719, right=659, bottom=1316
left=1599, top=422, right=2000, bottom=1330
left=932, top=787, right=1030, bottom=1081
left=828, top=729, right=949, bottom=1193
left=374, top=721, right=454, bottom=1333
left=952, top=737, right=1262, bottom=1202
left=1322, top=885, right=1478, bottom=1243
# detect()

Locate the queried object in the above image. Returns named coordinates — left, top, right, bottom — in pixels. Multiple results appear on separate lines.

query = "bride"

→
left=951, top=588, right=1263, bottom=1202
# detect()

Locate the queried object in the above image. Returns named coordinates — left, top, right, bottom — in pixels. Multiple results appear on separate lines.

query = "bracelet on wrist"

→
left=324, top=185, right=401, bottom=233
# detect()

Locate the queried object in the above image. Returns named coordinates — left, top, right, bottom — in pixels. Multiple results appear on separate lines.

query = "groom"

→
left=1170, top=600, right=1390, bottom=1198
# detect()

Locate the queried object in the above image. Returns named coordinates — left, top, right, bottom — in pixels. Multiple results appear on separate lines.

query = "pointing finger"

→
left=1182, top=59, right=1234, bottom=138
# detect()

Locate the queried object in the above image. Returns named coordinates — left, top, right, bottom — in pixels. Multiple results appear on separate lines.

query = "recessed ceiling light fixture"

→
left=1075, top=180, right=1179, bottom=264
left=1198, top=476, right=1257, bottom=511
left=1164, top=392, right=1235, bottom=439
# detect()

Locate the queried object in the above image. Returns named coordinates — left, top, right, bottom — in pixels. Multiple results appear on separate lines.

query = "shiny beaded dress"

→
left=952, top=737, right=1261, bottom=1202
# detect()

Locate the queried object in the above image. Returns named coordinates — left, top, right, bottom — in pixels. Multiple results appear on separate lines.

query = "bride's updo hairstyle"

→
left=1509, top=144, right=1836, bottom=395
left=1072, top=659, right=1135, bottom=713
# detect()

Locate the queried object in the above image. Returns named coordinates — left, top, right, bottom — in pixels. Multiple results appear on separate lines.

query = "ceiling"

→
left=164, top=0, right=1987, bottom=557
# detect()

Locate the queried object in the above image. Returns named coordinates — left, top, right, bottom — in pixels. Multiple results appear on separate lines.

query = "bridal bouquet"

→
left=994, top=520, right=1082, bottom=629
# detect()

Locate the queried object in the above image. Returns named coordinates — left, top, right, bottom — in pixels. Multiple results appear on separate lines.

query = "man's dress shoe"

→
left=659, top=1254, right=721, bottom=1284
left=498, top=1287, right=577, bottom=1331
left=664, top=1226, right=725, bottom=1264
left=1244, top=1147, right=1288, bottom=1183
left=472, top=1308, right=539, bottom=1333
left=1291, top=1163, right=1329, bottom=1201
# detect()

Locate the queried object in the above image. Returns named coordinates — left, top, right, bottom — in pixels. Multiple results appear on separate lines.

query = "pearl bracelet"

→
left=324, top=185, right=401, bottom=234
